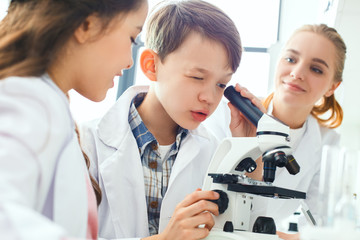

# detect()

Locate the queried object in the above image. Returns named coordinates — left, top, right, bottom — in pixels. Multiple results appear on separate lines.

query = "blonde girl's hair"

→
left=263, top=24, right=346, bottom=129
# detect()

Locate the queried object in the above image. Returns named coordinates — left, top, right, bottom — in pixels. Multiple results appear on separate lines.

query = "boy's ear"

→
left=140, top=49, right=158, bottom=82
left=74, top=14, right=101, bottom=44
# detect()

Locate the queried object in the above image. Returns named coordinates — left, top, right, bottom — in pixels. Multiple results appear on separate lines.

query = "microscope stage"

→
left=227, top=183, right=306, bottom=199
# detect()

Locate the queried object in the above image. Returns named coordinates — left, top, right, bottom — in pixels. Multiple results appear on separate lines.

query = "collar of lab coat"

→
left=267, top=100, right=322, bottom=152
left=302, top=115, right=322, bottom=152
left=42, top=73, right=75, bottom=129
left=96, top=85, right=213, bottom=149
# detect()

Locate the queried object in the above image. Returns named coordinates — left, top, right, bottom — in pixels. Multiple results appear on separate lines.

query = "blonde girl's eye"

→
left=311, top=66, right=323, bottom=74
left=285, top=57, right=296, bottom=63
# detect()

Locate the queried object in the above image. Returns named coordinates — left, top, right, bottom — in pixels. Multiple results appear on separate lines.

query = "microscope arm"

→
left=203, top=137, right=261, bottom=191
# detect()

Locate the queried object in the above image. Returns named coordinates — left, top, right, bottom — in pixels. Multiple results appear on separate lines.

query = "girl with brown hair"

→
left=0, top=0, right=147, bottom=239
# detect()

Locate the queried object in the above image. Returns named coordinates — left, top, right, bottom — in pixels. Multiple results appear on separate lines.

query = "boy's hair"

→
left=145, top=0, right=242, bottom=72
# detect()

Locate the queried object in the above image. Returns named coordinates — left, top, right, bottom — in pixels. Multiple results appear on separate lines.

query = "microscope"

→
left=203, top=86, right=306, bottom=240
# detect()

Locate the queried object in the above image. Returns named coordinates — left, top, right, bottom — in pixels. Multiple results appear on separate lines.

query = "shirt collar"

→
left=128, top=93, right=188, bottom=156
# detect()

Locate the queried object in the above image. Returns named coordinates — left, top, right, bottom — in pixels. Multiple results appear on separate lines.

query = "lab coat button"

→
left=150, top=201, right=158, bottom=209
left=151, top=143, right=158, bottom=150
left=149, top=161, right=157, bottom=169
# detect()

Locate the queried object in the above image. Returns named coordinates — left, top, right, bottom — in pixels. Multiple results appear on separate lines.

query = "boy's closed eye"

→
left=185, top=74, right=204, bottom=80
left=217, top=83, right=227, bottom=89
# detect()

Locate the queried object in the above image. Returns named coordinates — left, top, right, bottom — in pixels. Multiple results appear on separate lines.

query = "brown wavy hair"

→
left=264, top=24, right=346, bottom=129
left=1, top=0, right=145, bottom=205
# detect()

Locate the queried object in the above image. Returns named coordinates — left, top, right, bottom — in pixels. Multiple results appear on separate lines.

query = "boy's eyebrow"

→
left=286, top=49, right=329, bottom=68
left=189, top=67, right=208, bottom=73
left=189, top=67, right=234, bottom=75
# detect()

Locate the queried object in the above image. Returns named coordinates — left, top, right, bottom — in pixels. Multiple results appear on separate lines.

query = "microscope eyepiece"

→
left=224, top=86, right=263, bottom=127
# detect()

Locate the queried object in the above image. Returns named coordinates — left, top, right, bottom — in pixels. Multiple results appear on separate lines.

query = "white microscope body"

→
left=202, top=86, right=305, bottom=240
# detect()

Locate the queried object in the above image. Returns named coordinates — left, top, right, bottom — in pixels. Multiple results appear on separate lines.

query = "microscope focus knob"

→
left=209, top=190, right=229, bottom=214
left=235, top=157, right=257, bottom=173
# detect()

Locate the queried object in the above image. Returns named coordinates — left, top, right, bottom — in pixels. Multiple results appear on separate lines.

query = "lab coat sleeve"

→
left=0, top=83, right=66, bottom=239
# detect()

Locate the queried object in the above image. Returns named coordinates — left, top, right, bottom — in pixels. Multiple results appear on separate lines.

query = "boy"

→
left=80, top=0, right=242, bottom=239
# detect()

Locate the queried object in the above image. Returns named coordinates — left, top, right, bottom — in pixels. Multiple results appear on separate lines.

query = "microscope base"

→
left=204, top=229, right=279, bottom=240
left=301, top=225, right=360, bottom=240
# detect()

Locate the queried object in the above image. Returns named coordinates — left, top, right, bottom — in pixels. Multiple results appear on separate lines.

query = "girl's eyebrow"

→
left=286, top=49, right=329, bottom=68
left=286, top=49, right=300, bottom=55
left=312, top=58, right=329, bottom=68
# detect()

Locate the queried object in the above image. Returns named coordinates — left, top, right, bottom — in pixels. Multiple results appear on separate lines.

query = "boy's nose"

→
left=199, top=86, right=216, bottom=104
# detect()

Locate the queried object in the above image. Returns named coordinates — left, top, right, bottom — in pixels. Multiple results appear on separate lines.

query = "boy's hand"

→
left=229, top=84, right=266, bottom=137
left=158, top=189, right=220, bottom=240
left=277, top=231, right=300, bottom=240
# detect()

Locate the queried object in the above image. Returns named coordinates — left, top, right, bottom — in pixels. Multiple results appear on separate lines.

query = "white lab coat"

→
left=204, top=99, right=340, bottom=230
left=0, top=75, right=90, bottom=239
left=80, top=85, right=219, bottom=239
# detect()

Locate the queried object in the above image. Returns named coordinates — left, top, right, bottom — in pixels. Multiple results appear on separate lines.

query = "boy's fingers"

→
left=178, top=211, right=215, bottom=230
left=234, top=83, right=245, bottom=91
left=194, top=212, right=215, bottom=230
left=251, top=97, right=266, bottom=113
left=177, top=190, right=219, bottom=208
left=190, top=227, right=211, bottom=240
left=186, top=199, right=219, bottom=217
left=233, top=84, right=266, bottom=113
left=228, top=103, right=239, bottom=117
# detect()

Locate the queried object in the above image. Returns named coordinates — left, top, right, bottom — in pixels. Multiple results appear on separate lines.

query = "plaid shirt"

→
left=128, top=93, right=188, bottom=235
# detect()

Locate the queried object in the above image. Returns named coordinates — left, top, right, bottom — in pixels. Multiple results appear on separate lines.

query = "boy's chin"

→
left=180, top=122, right=201, bottom=131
